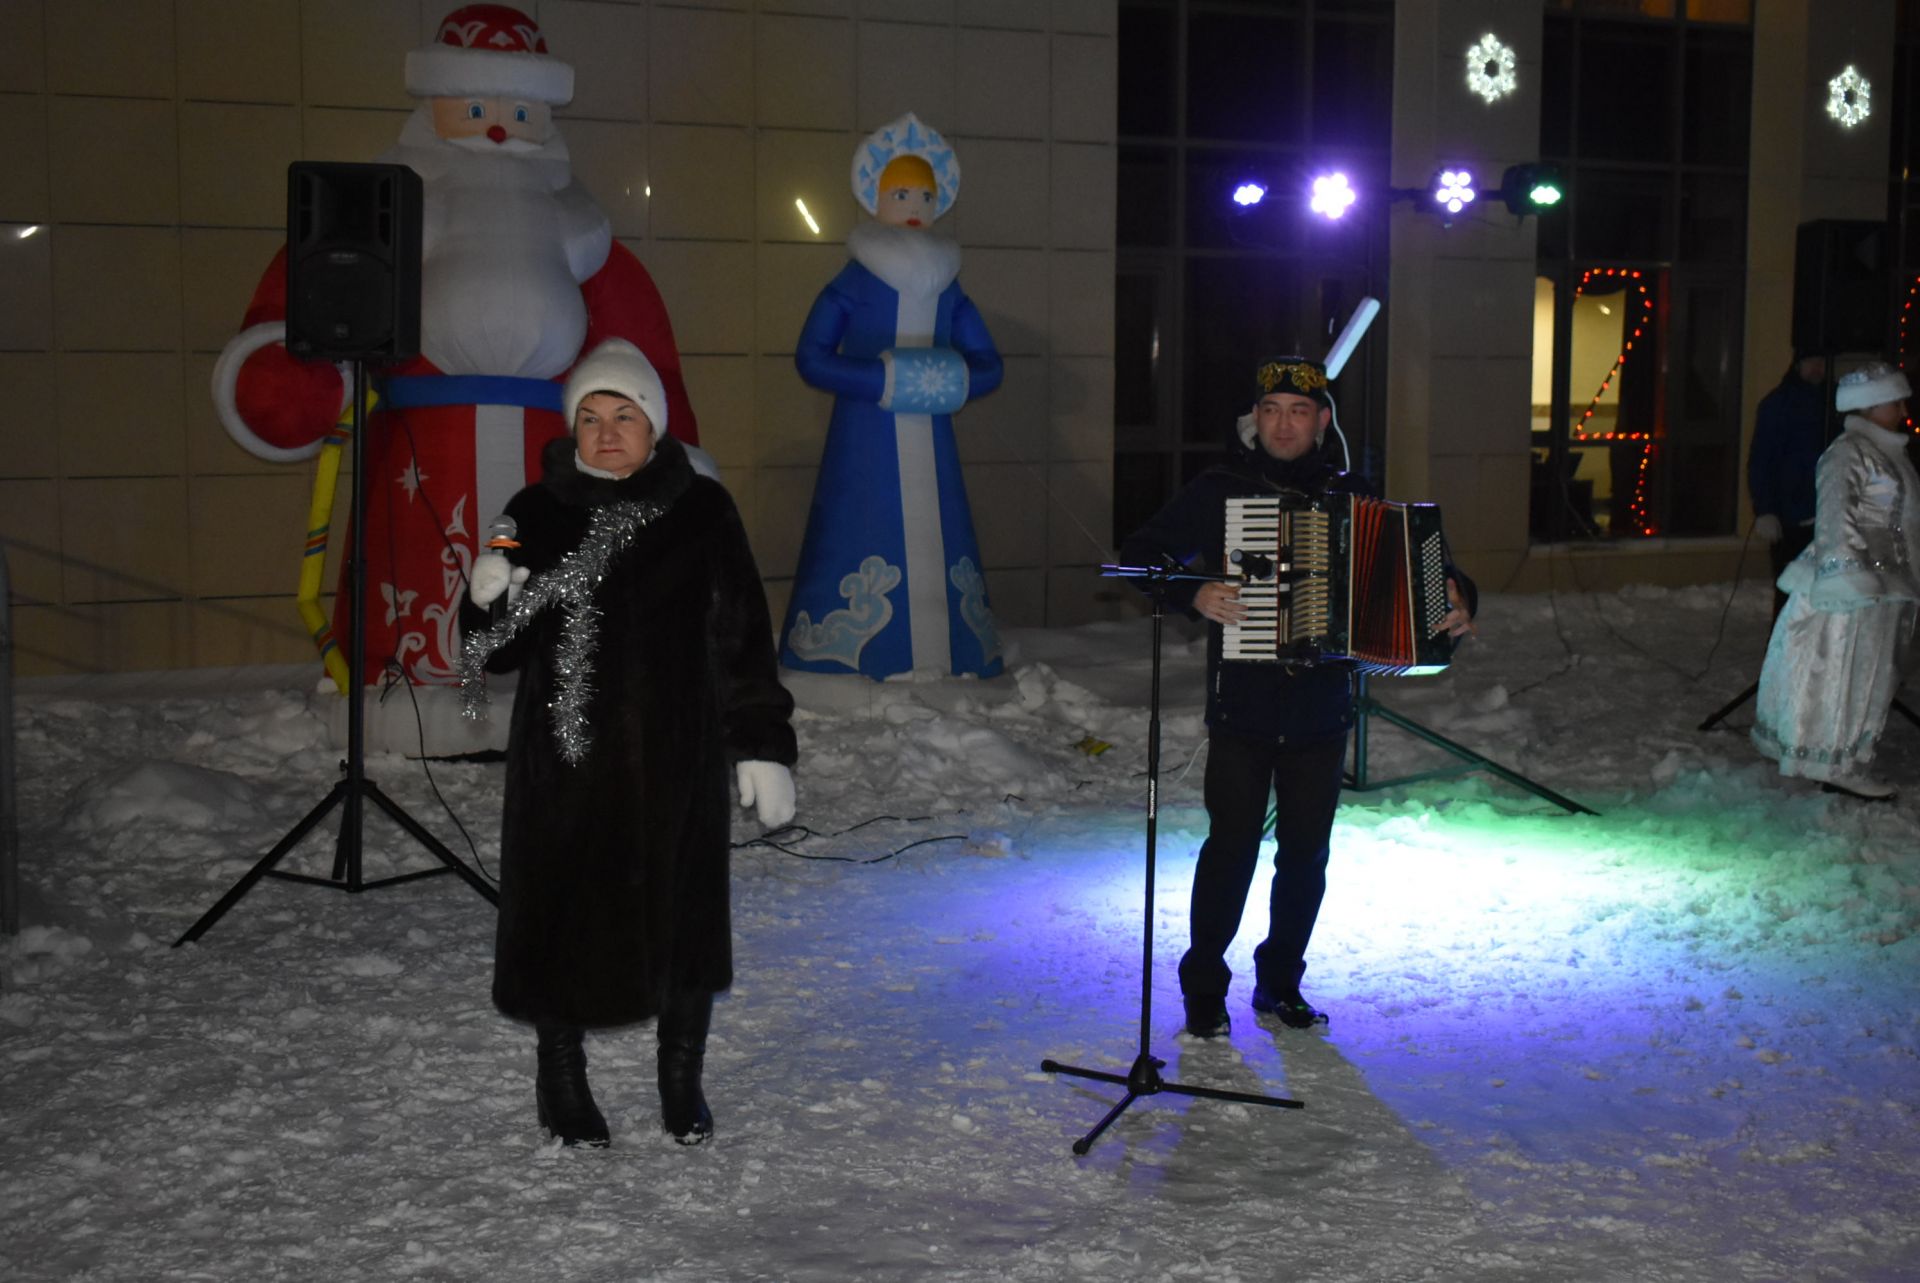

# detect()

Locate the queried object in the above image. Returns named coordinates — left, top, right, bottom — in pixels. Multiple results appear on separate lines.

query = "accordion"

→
left=1222, top=493, right=1454, bottom=675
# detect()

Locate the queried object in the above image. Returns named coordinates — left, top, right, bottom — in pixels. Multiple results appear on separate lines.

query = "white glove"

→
left=469, top=552, right=530, bottom=608
left=1752, top=513, right=1783, bottom=543
left=735, top=760, right=796, bottom=829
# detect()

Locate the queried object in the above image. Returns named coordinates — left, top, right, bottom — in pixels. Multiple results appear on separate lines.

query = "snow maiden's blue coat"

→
left=780, top=221, right=1005, bottom=679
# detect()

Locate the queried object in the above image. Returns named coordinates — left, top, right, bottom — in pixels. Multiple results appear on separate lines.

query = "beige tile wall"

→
left=1385, top=0, right=1542, bottom=586
left=0, top=0, right=1118, bottom=676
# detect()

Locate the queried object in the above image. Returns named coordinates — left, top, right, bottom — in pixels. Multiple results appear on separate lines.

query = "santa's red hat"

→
left=405, top=5, right=574, bottom=105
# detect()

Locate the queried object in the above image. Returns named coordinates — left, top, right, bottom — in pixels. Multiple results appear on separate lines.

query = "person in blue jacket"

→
left=1748, top=352, right=1828, bottom=616
left=780, top=113, right=1005, bottom=680
left=1120, top=357, right=1477, bottom=1038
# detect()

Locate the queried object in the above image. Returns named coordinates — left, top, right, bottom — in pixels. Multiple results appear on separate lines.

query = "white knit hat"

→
left=406, top=5, right=575, bottom=106
left=1835, top=361, right=1913, bottom=412
left=564, top=339, right=668, bottom=440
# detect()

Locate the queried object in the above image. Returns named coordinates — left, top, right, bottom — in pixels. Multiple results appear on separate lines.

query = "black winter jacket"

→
left=1748, top=369, right=1826, bottom=528
left=1119, top=433, right=1476, bottom=746
left=463, top=435, right=796, bottom=1027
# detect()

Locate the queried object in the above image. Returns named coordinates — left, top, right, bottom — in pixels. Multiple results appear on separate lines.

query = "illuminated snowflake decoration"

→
left=1434, top=169, right=1476, bottom=215
left=1466, top=34, right=1518, bottom=105
left=1827, top=65, right=1871, bottom=128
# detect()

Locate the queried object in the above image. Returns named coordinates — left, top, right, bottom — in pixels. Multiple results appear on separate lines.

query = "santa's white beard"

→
left=384, top=113, right=613, bottom=380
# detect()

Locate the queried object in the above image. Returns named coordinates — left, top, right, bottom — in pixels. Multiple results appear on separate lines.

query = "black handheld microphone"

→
left=485, top=514, right=519, bottom=625
left=1230, top=548, right=1274, bottom=580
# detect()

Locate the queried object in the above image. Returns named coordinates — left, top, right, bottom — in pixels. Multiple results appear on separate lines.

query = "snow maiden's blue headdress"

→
left=852, top=112, right=961, bottom=220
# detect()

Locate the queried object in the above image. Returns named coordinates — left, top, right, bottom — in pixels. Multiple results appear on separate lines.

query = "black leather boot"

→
left=534, top=1024, right=610, bottom=1148
left=657, top=990, right=714, bottom=1145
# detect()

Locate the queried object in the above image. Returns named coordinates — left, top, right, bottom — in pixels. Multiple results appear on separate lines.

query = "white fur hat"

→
left=1836, top=361, right=1913, bottom=412
left=564, top=339, right=667, bottom=440
left=406, top=6, right=575, bottom=106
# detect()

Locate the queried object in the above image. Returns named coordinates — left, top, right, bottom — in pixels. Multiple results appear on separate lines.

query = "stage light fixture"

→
left=1231, top=181, right=1268, bottom=208
left=1499, top=162, right=1564, bottom=217
left=1308, top=172, right=1357, bottom=220
left=1432, top=169, right=1475, bottom=215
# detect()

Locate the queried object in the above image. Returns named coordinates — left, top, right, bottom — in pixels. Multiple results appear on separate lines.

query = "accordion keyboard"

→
left=1223, top=498, right=1281, bottom=660
left=1222, top=497, right=1333, bottom=661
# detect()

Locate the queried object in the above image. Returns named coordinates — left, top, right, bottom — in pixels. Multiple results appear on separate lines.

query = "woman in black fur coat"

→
left=462, top=338, right=797, bottom=1148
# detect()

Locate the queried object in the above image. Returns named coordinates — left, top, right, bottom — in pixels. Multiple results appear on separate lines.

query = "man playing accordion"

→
left=1119, top=356, right=1477, bottom=1038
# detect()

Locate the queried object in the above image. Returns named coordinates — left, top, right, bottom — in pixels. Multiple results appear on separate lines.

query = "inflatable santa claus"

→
left=214, top=4, right=702, bottom=709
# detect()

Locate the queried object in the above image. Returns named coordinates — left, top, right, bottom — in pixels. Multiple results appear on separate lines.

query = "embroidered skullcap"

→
left=1252, top=356, right=1331, bottom=408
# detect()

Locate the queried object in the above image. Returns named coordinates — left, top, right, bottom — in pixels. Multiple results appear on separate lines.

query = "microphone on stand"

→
left=485, top=514, right=520, bottom=625
left=1230, top=548, right=1274, bottom=580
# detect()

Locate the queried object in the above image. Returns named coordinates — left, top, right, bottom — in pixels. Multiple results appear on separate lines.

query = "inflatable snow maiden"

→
left=779, top=112, right=1005, bottom=680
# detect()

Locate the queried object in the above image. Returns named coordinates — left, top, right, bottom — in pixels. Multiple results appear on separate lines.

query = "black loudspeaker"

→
left=1792, top=219, right=1891, bottom=355
left=285, top=162, right=423, bottom=362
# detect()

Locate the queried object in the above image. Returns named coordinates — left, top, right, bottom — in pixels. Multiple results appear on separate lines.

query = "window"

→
left=1531, top=5, right=1752, bottom=541
left=1892, top=0, right=1920, bottom=370
left=1113, top=0, right=1393, bottom=543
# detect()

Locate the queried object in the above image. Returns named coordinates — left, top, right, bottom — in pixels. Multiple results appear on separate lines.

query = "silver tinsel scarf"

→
left=459, top=499, right=666, bottom=765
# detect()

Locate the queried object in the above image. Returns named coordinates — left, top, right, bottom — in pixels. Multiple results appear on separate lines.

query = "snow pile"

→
left=3, top=579, right=1919, bottom=1281
left=63, top=760, right=263, bottom=834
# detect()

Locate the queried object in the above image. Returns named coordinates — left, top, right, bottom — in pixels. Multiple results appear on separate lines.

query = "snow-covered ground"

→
left=4, top=575, right=1918, bottom=1282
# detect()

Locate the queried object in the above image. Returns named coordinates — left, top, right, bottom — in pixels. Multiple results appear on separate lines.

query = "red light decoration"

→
left=1570, top=267, right=1658, bottom=536
left=1899, top=274, right=1920, bottom=430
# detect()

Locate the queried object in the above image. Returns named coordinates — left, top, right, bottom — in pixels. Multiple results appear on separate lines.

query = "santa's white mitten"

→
left=735, top=760, right=796, bottom=829
left=1752, top=513, right=1783, bottom=543
left=469, top=553, right=530, bottom=607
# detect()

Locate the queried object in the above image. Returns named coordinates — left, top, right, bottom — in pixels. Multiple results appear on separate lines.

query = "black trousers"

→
left=1178, top=728, right=1348, bottom=999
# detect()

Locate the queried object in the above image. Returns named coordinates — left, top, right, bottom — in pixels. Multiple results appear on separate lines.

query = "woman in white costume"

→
left=1753, top=362, right=1920, bottom=801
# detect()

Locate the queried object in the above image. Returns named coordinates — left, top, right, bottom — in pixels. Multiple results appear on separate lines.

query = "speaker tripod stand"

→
left=1041, top=562, right=1303, bottom=1155
left=175, top=358, right=498, bottom=947
left=1344, top=674, right=1596, bottom=815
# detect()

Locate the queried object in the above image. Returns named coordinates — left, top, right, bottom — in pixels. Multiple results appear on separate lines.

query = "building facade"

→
left=0, top=0, right=1911, bottom=676
left=1117, top=0, right=1902, bottom=594
left=0, top=0, right=1119, bottom=676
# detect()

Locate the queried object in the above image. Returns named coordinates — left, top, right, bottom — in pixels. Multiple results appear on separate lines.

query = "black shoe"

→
left=1183, top=994, right=1231, bottom=1039
left=1251, top=986, right=1329, bottom=1030
left=658, top=991, right=715, bottom=1146
left=534, top=1025, right=611, bottom=1148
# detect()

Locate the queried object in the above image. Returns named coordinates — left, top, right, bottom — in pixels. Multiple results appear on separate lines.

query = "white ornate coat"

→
left=1753, top=415, right=1920, bottom=779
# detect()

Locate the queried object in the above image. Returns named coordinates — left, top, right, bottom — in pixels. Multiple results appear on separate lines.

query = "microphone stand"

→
left=1041, top=560, right=1302, bottom=1155
left=175, top=359, right=498, bottom=947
